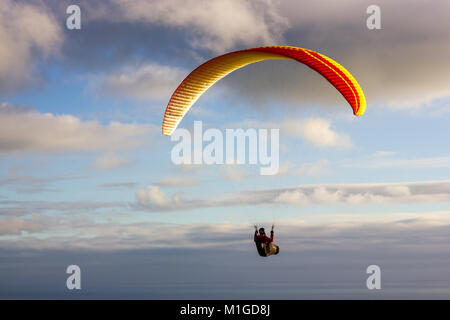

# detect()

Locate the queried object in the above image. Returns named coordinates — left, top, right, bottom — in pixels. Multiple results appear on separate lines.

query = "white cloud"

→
left=136, top=180, right=450, bottom=212
left=137, top=186, right=170, bottom=207
left=386, top=185, right=411, bottom=197
left=0, top=0, right=62, bottom=93
left=95, top=63, right=187, bottom=101
left=109, top=0, right=288, bottom=52
left=0, top=103, right=153, bottom=155
left=274, top=190, right=309, bottom=205
left=283, top=118, right=352, bottom=148
left=226, top=118, right=352, bottom=148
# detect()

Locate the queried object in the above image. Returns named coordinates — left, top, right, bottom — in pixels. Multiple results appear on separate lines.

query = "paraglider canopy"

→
left=162, top=46, right=366, bottom=136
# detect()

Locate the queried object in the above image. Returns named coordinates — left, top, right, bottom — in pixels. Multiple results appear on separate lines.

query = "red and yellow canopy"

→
left=162, top=46, right=366, bottom=136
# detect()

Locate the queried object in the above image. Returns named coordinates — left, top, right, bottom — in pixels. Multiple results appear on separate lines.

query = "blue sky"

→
left=1, top=0, right=450, bottom=299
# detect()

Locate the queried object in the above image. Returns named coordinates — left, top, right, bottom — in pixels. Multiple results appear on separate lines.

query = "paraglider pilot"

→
left=254, top=227, right=273, bottom=246
left=254, top=225, right=279, bottom=257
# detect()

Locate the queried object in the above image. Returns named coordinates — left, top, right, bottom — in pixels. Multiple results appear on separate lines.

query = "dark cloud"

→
left=223, top=0, right=450, bottom=111
left=38, top=0, right=287, bottom=71
left=5, top=0, right=449, bottom=113
left=2, top=214, right=450, bottom=298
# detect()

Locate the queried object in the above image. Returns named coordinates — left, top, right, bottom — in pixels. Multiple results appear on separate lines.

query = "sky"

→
left=1, top=0, right=450, bottom=299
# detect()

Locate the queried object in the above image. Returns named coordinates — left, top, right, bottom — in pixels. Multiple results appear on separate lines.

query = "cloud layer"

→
left=2, top=208, right=450, bottom=252
left=0, top=103, right=153, bottom=155
left=136, top=180, right=450, bottom=211
left=108, top=0, right=288, bottom=52
left=0, top=0, right=61, bottom=93
left=222, top=0, right=450, bottom=111
left=4, top=0, right=450, bottom=113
